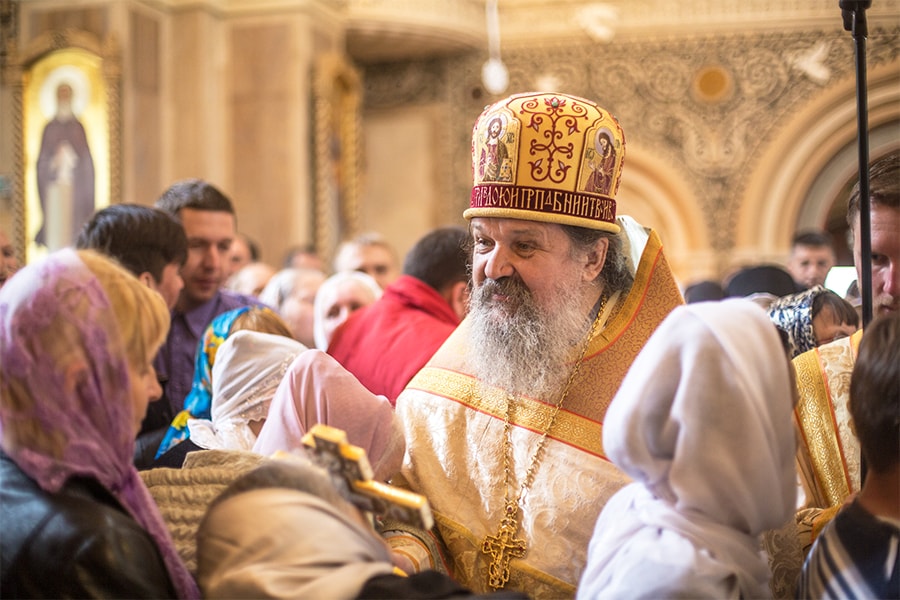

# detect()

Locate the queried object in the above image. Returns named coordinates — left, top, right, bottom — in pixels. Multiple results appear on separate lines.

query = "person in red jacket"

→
left=328, top=226, right=470, bottom=405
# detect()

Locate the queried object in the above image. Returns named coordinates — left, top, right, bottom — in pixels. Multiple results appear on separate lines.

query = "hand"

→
left=389, top=549, right=417, bottom=575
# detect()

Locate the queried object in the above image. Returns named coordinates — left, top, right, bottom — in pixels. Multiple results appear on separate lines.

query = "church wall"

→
left=1, top=1, right=898, bottom=286
left=127, top=6, right=162, bottom=204
left=167, top=6, right=225, bottom=183
left=360, top=104, right=447, bottom=262
left=224, top=9, right=343, bottom=269
left=1, top=0, right=344, bottom=269
left=359, top=23, right=900, bottom=286
left=229, top=19, right=305, bottom=267
left=28, top=5, right=108, bottom=40
left=739, top=62, right=900, bottom=268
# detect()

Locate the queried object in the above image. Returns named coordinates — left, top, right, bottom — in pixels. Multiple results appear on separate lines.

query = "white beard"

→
left=467, top=276, right=595, bottom=400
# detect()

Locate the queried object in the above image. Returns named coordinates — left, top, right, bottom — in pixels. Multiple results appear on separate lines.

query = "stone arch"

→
left=615, top=145, right=710, bottom=286
left=737, top=61, right=900, bottom=266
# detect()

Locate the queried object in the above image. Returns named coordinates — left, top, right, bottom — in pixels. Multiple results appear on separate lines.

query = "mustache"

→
left=477, top=277, right=530, bottom=299
left=875, top=293, right=899, bottom=312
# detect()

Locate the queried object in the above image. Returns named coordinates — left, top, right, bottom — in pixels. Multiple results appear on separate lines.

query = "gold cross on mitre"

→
left=481, top=500, right=527, bottom=590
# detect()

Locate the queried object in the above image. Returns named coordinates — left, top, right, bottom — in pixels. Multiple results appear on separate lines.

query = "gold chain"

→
left=481, top=294, right=607, bottom=591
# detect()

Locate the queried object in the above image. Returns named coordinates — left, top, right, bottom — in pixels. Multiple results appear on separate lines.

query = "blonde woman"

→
left=0, top=249, right=198, bottom=598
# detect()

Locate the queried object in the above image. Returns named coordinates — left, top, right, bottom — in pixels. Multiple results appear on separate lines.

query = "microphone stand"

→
left=840, top=0, right=871, bottom=486
left=840, top=0, right=873, bottom=328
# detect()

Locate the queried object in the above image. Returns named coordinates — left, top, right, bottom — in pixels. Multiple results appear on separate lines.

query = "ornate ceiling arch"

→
left=737, top=61, right=900, bottom=262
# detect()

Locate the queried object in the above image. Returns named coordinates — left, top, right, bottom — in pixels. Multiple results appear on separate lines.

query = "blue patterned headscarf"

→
left=155, top=307, right=251, bottom=458
left=766, top=285, right=827, bottom=358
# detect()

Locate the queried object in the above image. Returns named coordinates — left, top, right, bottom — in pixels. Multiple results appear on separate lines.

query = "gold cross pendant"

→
left=481, top=500, right=527, bottom=590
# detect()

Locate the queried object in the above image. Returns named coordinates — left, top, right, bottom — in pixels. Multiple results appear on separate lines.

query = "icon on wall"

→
left=24, top=47, right=109, bottom=257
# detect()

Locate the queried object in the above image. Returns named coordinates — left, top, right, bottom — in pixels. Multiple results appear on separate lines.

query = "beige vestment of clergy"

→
left=792, top=329, right=863, bottom=509
left=394, top=223, right=683, bottom=598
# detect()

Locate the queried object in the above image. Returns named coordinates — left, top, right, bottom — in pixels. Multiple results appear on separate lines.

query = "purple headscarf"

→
left=0, top=249, right=199, bottom=599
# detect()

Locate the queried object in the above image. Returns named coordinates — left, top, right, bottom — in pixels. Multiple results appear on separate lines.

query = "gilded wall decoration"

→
left=362, top=25, right=900, bottom=257
left=314, top=53, right=363, bottom=267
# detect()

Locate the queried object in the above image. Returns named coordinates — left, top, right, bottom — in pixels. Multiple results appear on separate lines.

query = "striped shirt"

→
left=798, top=500, right=900, bottom=599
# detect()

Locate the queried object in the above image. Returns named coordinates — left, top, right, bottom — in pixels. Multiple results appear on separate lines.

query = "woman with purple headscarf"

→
left=0, top=249, right=199, bottom=598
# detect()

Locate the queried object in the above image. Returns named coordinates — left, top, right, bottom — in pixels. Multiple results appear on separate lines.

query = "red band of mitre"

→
left=465, top=184, right=619, bottom=233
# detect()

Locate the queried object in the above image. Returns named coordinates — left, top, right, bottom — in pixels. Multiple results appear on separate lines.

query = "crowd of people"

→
left=0, top=91, right=897, bottom=600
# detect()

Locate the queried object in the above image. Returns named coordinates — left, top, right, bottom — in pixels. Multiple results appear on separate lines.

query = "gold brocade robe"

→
left=792, top=329, right=863, bottom=509
left=395, top=224, right=683, bottom=599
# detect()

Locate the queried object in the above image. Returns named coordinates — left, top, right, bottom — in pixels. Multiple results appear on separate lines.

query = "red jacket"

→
left=327, top=275, right=461, bottom=404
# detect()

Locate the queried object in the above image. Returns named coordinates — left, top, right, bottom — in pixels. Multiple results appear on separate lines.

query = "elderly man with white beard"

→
left=384, top=92, right=684, bottom=599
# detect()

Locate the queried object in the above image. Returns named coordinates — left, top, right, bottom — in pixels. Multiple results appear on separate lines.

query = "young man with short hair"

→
left=154, top=179, right=261, bottom=420
left=76, top=202, right=189, bottom=466
left=77, top=203, right=187, bottom=309
left=787, top=230, right=836, bottom=290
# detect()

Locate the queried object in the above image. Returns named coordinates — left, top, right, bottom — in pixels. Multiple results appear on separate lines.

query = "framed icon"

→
left=7, top=30, right=120, bottom=263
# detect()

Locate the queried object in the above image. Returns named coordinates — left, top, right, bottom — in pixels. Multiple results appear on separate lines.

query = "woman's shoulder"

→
left=2, top=452, right=127, bottom=525
left=1, top=453, right=177, bottom=598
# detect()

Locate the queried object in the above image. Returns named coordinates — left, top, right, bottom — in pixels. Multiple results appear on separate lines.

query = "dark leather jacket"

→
left=0, top=452, right=178, bottom=599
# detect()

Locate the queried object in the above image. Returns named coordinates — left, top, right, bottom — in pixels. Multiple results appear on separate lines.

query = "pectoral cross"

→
left=481, top=500, right=527, bottom=590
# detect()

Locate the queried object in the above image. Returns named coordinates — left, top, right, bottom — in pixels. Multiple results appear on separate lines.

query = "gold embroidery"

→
left=407, top=368, right=605, bottom=457
left=793, top=349, right=851, bottom=506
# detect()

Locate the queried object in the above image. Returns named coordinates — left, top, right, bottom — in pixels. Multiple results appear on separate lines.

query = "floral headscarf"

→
left=0, top=249, right=199, bottom=598
left=155, top=306, right=251, bottom=458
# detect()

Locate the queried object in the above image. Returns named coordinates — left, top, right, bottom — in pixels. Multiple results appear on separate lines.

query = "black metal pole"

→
left=840, top=0, right=873, bottom=328
left=840, top=0, right=872, bottom=487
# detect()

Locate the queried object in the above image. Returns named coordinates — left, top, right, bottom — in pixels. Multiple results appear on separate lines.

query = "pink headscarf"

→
left=252, top=349, right=404, bottom=481
left=0, top=249, right=199, bottom=599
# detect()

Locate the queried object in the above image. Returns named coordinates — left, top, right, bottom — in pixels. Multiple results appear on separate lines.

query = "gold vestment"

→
left=792, top=329, right=863, bottom=509
left=395, top=224, right=683, bottom=598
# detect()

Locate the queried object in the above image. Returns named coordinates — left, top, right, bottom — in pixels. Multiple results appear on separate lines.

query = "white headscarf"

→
left=188, top=331, right=306, bottom=451
left=578, top=299, right=796, bottom=600
left=312, top=271, right=382, bottom=350
left=197, top=465, right=395, bottom=599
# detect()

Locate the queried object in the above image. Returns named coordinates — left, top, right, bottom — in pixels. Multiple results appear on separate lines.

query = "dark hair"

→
left=725, top=264, right=797, bottom=298
left=563, top=225, right=634, bottom=294
left=811, top=290, right=860, bottom=329
left=206, top=459, right=343, bottom=514
left=774, top=325, right=792, bottom=356
left=237, top=233, right=260, bottom=262
left=76, top=204, right=187, bottom=283
left=155, top=178, right=235, bottom=219
left=849, top=312, right=900, bottom=473
left=791, top=230, right=834, bottom=251
left=847, top=149, right=900, bottom=229
left=403, top=226, right=470, bottom=292
left=684, top=280, right=725, bottom=304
